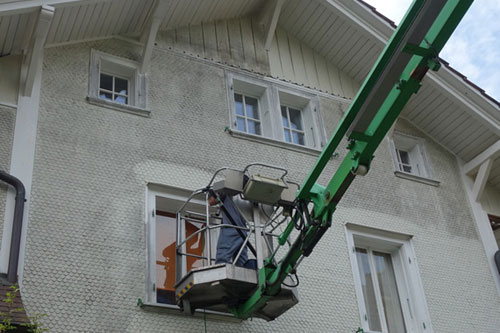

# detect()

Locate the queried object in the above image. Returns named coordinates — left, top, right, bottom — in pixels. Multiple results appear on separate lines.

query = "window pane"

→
left=292, top=131, right=305, bottom=145
left=281, top=106, right=289, bottom=127
left=373, top=251, right=406, bottom=333
left=156, top=214, right=177, bottom=305
left=185, top=221, right=205, bottom=272
left=114, top=95, right=128, bottom=104
left=398, top=150, right=410, bottom=165
left=100, top=73, right=113, bottom=90
left=235, top=94, right=244, bottom=116
left=245, top=96, right=259, bottom=119
left=236, top=116, right=246, bottom=132
left=288, top=107, right=303, bottom=130
left=356, top=248, right=382, bottom=331
left=99, top=91, right=113, bottom=101
left=114, top=77, right=128, bottom=95
left=284, top=129, right=291, bottom=143
left=247, top=120, right=261, bottom=135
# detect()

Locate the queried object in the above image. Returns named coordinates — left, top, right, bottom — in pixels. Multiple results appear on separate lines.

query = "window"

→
left=99, top=73, right=129, bottom=105
left=346, top=225, right=432, bottom=333
left=235, top=93, right=261, bottom=135
left=281, top=105, right=305, bottom=145
left=88, top=50, right=149, bottom=116
left=146, top=185, right=218, bottom=307
left=226, top=72, right=327, bottom=151
left=154, top=210, right=205, bottom=305
left=389, top=133, right=438, bottom=185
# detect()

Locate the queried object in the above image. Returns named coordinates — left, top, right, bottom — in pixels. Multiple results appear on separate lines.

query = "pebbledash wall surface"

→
left=13, top=33, right=500, bottom=332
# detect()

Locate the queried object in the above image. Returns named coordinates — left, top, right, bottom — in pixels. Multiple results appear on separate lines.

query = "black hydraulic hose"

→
left=0, top=170, right=26, bottom=283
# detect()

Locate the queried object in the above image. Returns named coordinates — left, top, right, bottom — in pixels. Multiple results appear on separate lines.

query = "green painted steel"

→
left=231, top=0, right=473, bottom=320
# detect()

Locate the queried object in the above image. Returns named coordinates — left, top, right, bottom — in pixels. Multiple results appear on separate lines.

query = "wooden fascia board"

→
left=464, top=140, right=500, bottom=175
left=319, top=0, right=500, bottom=137
left=23, top=4, right=54, bottom=97
left=0, top=0, right=110, bottom=16
left=140, top=0, right=170, bottom=73
left=320, top=0, right=390, bottom=44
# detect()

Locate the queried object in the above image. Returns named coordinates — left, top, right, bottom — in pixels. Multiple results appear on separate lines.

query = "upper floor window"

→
left=99, top=73, right=129, bottom=105
left=235, top=93, right=261, bottom=135
left=281, top=105, right=305, bottom=145
left=389, top=133, right=438, bottom=186
left=226, top=72, right=327, bottom=151
left=88, top=50, right=149, bottom=116
left=346, top=225, right=432, bottom=333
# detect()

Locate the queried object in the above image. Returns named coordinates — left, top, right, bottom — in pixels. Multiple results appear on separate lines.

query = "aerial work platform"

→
left=171, top=0, right=473, bottom=321
left=175, top=263, right=298, bottom=321
left=173, top=164, right=300, bottom=320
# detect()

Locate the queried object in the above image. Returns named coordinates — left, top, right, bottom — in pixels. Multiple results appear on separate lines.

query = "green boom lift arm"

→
left=229, top=0, right=474, bottom=319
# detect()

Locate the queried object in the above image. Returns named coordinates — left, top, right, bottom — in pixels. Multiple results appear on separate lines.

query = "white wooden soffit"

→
left=464, top=140, right=500, bottom=175
left=319, top=0, right=500, bottom=137
left=140, top=0, right=170, bottom=74
left=23, top=5, right=54, bottom=97
left=258, top=0, right=286, bottom=51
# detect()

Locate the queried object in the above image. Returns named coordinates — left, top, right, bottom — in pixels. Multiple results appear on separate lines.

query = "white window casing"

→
left=226, top=71, right=327, bottom=151
left=88, top=49, right=149, bottom=117
left=345, top=224, right=433, bottom=333
left=389, top=133, right=440, bottom=186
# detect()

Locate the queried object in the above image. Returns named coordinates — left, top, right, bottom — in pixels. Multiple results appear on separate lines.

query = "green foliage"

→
left=0, top=283, right=47, bottom=332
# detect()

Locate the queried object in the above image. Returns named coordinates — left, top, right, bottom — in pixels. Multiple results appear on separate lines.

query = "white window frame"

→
left=88, top=49, right=150, bottom=117
left=233, top=92, right=263, bottom=136
left=345, top=224, right=433, bottom=333
left=281, top=104, right=306, bottom=146
left=389, top=133, right=439, bottom=186
left=98, top=72, right=130, bottom=105
left=144, top=185, right=238, bottom=320
left=276, top=87, right=324, bottom=149
left=226, top=72, right=327, bottom=152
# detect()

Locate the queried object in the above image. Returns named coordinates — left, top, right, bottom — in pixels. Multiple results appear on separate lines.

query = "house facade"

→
left=0, top=0, right=499, bottom=332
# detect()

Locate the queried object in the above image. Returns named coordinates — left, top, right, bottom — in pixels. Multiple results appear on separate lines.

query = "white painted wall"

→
left=481, top=182, right=500, bottom=217
left=269, top=26, right=360, bottom=99
left=0, top=55, right=21, bottom=106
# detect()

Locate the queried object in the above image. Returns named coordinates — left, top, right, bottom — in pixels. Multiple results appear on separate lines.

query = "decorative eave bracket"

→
left=464, top=140, right=500, bottom=175
left=258, top=0, right=286, bottom=51
left=140, top=0, right=170, bottom=74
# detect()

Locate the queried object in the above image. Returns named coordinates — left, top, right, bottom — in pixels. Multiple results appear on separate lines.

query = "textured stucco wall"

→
left=0, top=105, right=16, bottom=251
left=21, top=38, right=500, bottom=332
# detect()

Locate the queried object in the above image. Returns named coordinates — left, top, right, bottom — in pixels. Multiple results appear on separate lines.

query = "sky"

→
left=364, top=0, right=500, bottom=102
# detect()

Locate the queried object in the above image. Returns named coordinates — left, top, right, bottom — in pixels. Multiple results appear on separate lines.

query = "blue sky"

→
left=364, top=0, right=500, bottom=102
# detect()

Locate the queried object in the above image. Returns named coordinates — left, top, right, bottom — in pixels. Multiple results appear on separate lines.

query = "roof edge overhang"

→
left=320, top=0, right=500, bottom=136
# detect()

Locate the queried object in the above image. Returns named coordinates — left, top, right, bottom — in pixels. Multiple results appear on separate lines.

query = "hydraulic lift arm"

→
left=230, top=0, right=473, bottom=319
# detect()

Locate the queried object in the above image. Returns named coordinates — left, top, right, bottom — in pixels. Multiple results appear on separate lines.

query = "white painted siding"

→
left=156, top=17, right=270, bottom=74
left=268, top=26, right=360, bottom=99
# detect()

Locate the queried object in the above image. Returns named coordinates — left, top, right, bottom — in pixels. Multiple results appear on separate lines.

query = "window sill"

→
left=228, top=129, right=323, bottom=157
left=87, top=96, right=150, bottom=117
left=140, top=302, right=242, bottom=322
left=394, top=170, right=440, bottom=186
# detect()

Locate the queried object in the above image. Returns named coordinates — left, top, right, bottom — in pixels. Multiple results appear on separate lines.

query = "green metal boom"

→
left=230, top=0, right=473, bottom=319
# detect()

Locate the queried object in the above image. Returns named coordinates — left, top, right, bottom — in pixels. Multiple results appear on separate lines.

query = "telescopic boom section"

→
left=230, top=0, right=473, bottom=319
